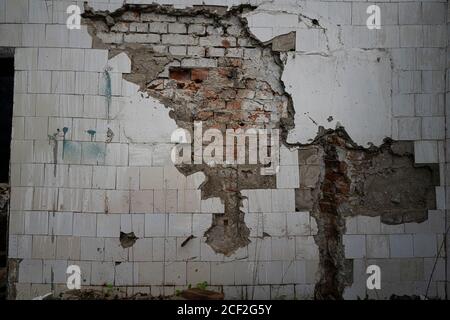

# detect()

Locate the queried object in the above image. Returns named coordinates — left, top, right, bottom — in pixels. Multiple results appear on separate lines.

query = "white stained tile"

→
left=279, top=145, right=298, bottom=166
left=168, top=213, right=191, bottom=237
left=389, top=234, right=413, bottom=258
left=130, top=238, right=152, bottom=262
left=130, top=190, right=154, bottom=213
left=192, top=214, right=212, bottom=237
left=413, top=233, right=437, bottom=257
left=366, top=235, right=389, bottom=258
left=115, top=262, right=133, bottom=285
left=286, top=212, right=310, bottom=236
left=61, top=49, right=85, bottom=71
left=5, top=0, right=28, bottom=23
left=28, top=71, right=51, bottom=93
left=106, top=190, right=130, bottom=214
left=271, top=237, right=295, bottom=261
left=343, top=235, right=366, bottom=259
left=24, top=211, right=48, bottom=235
left=276, top=165, right=300, bottom=188
left=84, top=49, right=108, bottom=72
left=68, top=165, right=92, bottom=188
left=116, top=167, right=140, bottom=190
left=43, top=260, right=67, bottom=284
left=22, top=24, right=45, bottom=47
left=145, top=213, right=166, bottom=237
left=246, top=189, right=271, bottom=213
left=15, top=48, right=38, bottom=70
left=263, top=213, right=286, bottom=237
left=140, top=167, right=164, bottom=189
left=68, top=25, right=92, bottom=49
left=105, top=143, right=128, bottom=166
left=107, top=52, right=131, bottom=73
left=75, top=72, right=99, bottom=95
left=73, top=213, right=97, bottom=237
left=97, top=214, right=121, bottom=237
left=92, top=166, right=116, bottom=189
left=38, top=48, right=62, bottom=70
left=271, top=189, right=295, bottom=212
left=414, top=141, right=438, bottom=164
left=18, top=259, right=43, bottom=284
left=48, top=212, right=73, bottom=236
left=59, top=94, right=83, bottom=118
left=45, top=24, right=69, bottom=47
left=56, top=236, right=81, bottom=260
left=36, top=94, right=58, bottom=116
left=129, top=144, right=152, bottom=166
left=51, top=71, right=76, bottom=94
left=200, top=197, right=224, bottom=213
left=295, top=236, right=319, bottom=260
left=356, top=216, right=380, bottom=234
left=13, top=93, right=36, bottom=117
left=177, top=189, right=201, bottom=213
left=91, top=262, right=115, bottom=285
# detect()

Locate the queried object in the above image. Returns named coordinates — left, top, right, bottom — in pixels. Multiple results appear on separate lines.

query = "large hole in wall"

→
left=0, top=57, right=14, bottom=300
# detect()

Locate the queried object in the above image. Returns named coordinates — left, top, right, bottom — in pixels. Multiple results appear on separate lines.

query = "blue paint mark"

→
left=83, top=142, right=106, bottom=164
left=87, top=129, right=96, bottom=141
left=62, top=141, right=81, bottom=163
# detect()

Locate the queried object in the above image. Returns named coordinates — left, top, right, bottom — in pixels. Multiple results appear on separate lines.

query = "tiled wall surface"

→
left=0, top=0, right=448, bottom=299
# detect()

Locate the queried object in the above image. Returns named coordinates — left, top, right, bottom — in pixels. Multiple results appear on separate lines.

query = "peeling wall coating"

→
left=83, top=4, right=294, bottom=255
left=2, top=0, right=449, bottom=300
left=297, top=129, right=438, bottom=299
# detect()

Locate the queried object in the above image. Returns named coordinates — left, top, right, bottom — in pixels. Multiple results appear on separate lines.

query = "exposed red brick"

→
left=201, top=88, right=218, bottom=99
left=221, top=39, right=230, bottom=48
left=217, top=67, right=232, bottom=78
left=197, top=111, right=214, bottom=120
left=222, top=89, right=237, bottom=100
left=214, top=112, right=232, bottom=122
left=191, top=68, right=209, bottom=81
left=184, top=82, right=201, bottom=91
left=226, top=100, right=241, bottom=110
left=169, top=67, right=191, bottom=81
left=231, top=111, right=243, bottom=121
left=209, top=99, right=226, bottom=109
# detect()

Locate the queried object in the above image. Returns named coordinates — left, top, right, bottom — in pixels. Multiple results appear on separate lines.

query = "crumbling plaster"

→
left=3, top=0, right=447, bottom=300
left=79, top=2, right=440, bottom=299
left=245, top=4, right=393, bottom=147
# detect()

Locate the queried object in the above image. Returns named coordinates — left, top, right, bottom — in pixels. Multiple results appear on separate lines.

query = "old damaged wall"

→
left=0, top=0, right=447, bottom=299
left=244, top=0, right=447, bottom=299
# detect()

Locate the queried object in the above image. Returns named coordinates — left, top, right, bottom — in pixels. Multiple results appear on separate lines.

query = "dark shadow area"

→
left=0, top=58, right=14, bottom=182
left=0, top=57, right=14, bottom=300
